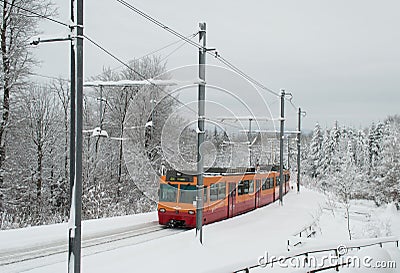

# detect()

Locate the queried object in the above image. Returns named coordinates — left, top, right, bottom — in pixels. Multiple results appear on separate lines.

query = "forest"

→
left=304, top=117, right=400, bottom=210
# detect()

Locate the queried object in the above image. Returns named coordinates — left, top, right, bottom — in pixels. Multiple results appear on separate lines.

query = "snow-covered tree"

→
left=374, top=120, right=400, bottom=208
left=303, top=118, right=400, bottom=210
left=0, top=0, right=55, bottom=211
left=308, top=123, right=323, bottom=178
left=367, top=122, right=384, bottom=171
left=22, top=84, right=60, bottom=205
left=331, top=139, right=359, bottom=240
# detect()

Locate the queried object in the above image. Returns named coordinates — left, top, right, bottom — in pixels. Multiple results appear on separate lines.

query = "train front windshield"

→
left=179, top=184, right=197, bottom=203
left=159, top=184, right=178, bottom=202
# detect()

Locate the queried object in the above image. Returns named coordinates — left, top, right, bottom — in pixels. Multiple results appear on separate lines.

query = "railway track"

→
left=0, top=221, right=184, bottom=272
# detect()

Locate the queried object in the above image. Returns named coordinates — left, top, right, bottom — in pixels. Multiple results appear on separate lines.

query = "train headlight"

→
left=159, top=208, right=166, bottom=213
left=188, top=210, right=195, bottom=215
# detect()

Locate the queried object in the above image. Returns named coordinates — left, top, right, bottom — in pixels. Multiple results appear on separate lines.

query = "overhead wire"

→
left=30, top=34, right=197, bottom=84
left=116, top=0, right=203, bottom=50
left=0, top=0, right=69, bottom=27
left=99, top=32, right=198, bottom=75
left=0, top=0, right=73, bottom=83
left=288, top=98, right=298, bottom=111
left=140, top=32, right=198, bottom=61
left=159, top=38, right=192, bottom=63
left=115, top=0, right=281, bottom=99
left=7, top=0, right=284, bottom=106
left=285, top=92, right=302, bottom=114
left=0, top=1, right=199, bottom=123
left=83, top=34, right=254, bottom=131
left=6, top=0, right=291, bottom=131
left=83, top=34, right=201, bottom=115
left=29, top=72, right=70, bottom=82
left=4, top=0, right=197, bottom=85
left=212, top=54, right=280, bottom=98
left=4, top=1, right=221, bottom=129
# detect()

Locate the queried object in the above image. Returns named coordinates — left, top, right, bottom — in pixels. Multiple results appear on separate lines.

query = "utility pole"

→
left=99, top=85, right=103, bottom=129
left=28, top=8, right=75, bottom=269
left=150, top=90, right=154, bottom=138
left=279, top=89, right=285, bottom=205
left=297, top=108, right=305, bottom=193
left=196, top=22, right=206, bottom=244
left=68, top=0, right=76, bottom=269
left=219, top=117, right=270, bottom=167
left=287, top=137, right=290, bottom=169
left=248, top=118, right=253, bottom=166
left=68, top=0, right=83, bottom=271
left=68, top=0, right=76, bottom=272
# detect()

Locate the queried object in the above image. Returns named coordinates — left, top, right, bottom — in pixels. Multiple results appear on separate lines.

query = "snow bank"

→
left=0, top=212, right=157, bottom=253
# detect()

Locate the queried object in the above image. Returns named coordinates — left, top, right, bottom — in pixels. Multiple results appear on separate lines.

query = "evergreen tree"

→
left=308, top=123, right=323, bottom=178
left=302, top=118, right=399, bottom=210
left=374, top=121, right=400, bottom=208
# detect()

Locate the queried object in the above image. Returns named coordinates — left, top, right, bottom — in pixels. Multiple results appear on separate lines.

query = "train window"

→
left=218, top=182, right=226, bottom=199
left=238, top=181, right=245, bottom=195
left=210, top=184, right=218, bottom=201
left=237, top=180, right=252, bottom=194
left=262, top=178, right=267, bottom=190
left=249, top=180, right=254, bottom=193
left=179, top=184, right=197, bottom=204
left=159, top=184, right=178, bottom=202
left=243, top=180, right=249, bottom=194
left=269, top=178, right=274, bottom=189
left=204, top=186, right=208, bottom=202
left=276, top=177, right=280, bottom=186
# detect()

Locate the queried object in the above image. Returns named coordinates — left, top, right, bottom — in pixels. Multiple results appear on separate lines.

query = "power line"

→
left=84, top=34, right=160, bottom=86
left=31, top=33, right=197, bottom=84
left=104, top=32, right=198, bottom=74
left=83, top=34, right=253, bottom=134
left=0, top=0, right=69, bottom=28
left=212, top=54, right=280, bottom=97
left=115, top=0, right=281, bottom=99
left=285, top=93, right=299, bottom=112
left=29, top=72, right=70, bottom=82
left=12, top=0, right=282, bottom=108
left=8, top=0, right=197, bottom=82
left=140, top=32, right=198, bottom=61
left=9, top=0, right=282, bottom=131
left=112, top=1, right=284, bottom=131
left=116, top=0, right=203, bottom=50
left=83, top=34, right=199, bottom=113
left=103, top=32, right=198, bottom=76
left=160, top=38, right=192, bottom=63
left=288, top=99, right=298, bottom=111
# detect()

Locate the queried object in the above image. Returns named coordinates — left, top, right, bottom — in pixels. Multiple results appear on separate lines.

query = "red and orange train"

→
left=157, top=166, right=290, bottom=228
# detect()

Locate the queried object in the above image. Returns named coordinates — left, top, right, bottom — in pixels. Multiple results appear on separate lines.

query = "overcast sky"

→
left=33, top=0, right=400, bottom=131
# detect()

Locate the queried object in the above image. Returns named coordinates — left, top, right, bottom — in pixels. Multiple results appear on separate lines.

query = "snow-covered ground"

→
left=1, top=188, right=399, bottom=273
left=0, top=212, right=157, bottom=253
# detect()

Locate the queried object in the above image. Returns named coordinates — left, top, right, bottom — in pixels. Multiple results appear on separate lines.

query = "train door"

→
left=272, top=178, right=276, bottom=202
left=228, top=182, right=236, bottom=218
left=255, top=179, right=260, bottom=209
left=284, top=175, right=287, bottom=193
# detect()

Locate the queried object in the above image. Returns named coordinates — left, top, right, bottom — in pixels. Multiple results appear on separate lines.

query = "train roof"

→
left=165, top=165, right=286, bottom=181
